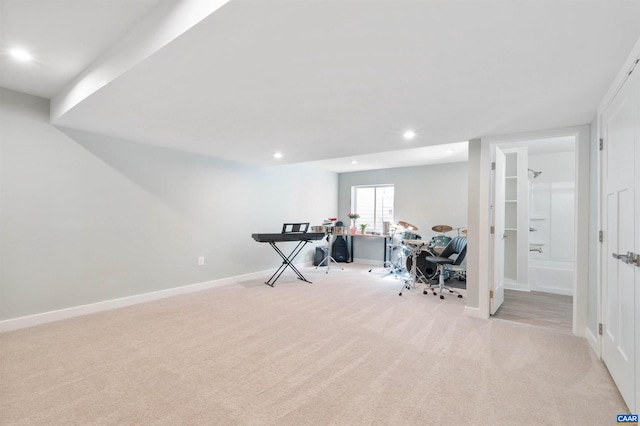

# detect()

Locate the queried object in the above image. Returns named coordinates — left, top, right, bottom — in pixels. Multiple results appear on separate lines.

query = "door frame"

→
left=490, top=146, right=506, bottom=315
left=477, top=125, right=590, bottom=336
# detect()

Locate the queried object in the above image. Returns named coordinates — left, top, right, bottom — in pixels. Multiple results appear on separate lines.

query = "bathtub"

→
left=529, top=259, right=574, bottom=295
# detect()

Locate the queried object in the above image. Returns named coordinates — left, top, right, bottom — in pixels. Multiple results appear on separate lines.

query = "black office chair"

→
left=423, top=236, right=467, bottom=299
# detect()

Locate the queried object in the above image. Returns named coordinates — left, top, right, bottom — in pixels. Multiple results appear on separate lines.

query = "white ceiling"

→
left=1, top=0, right=639, bottom=171
left=0, top=0, right=162, bottom=99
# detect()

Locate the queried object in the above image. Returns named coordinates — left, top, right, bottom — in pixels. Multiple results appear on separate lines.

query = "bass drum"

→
left=405, top=251, right=438, bottom=280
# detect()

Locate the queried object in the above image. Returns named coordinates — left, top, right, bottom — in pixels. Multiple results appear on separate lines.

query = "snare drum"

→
left=332, top=226, right=348, bottom=236
left=432, top=235, right=452, bottom=254
left=311, top=226, right=327, bottom=234
left=402, top=239, right=425, bottom=250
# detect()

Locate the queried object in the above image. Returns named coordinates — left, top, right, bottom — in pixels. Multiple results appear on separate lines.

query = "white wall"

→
left=337, top=162, right=468, bottom=262
left=528, top=152, right=575, bottom=183
left=0, top=88, right=338, bottom=322
left=528, top=151, right=576, bottom=274
left=465, top=139, right=482, bottom=312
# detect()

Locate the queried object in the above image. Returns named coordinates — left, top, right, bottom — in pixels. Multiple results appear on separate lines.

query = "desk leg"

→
left=383, top=237, right=388, bottom=262
left=348, top=236, right=354, bottom=263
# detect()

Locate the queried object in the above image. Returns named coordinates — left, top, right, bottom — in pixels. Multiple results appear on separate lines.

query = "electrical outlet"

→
left=197, top=256, right=205, bottom=266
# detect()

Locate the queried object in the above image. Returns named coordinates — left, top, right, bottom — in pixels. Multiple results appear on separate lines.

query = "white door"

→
left=602, top=63, right=638, bottom=412
left=491, top=147, right=506, bottom=314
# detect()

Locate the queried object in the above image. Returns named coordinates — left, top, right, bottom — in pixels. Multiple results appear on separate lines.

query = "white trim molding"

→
left=585, top=326, right=600, bottom=358
left=463, top=305, right=482, bottom=319
left=0, top=269, right=272, bottom=333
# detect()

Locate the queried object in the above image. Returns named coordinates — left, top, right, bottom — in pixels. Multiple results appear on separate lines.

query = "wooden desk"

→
left=347, top=233, right=390, bottom=263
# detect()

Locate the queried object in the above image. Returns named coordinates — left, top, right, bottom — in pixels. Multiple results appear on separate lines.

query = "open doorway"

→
left=491, top=136, right=576, bottom=333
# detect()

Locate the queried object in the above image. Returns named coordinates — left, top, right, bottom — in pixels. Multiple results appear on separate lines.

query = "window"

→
left=351, top=184, right=394, bottom=231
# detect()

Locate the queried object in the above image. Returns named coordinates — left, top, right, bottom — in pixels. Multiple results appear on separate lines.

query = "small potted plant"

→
left=359, top=223, right=368, bottom=234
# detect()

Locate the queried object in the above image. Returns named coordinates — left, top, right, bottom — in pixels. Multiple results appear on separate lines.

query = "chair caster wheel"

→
left=433, top=292, right=437, bottom=296
left=458, top=295, right=463, bottom=298
left=440, top=295, right=444, bottom=299
left=449, top=290, right=454, bottom=293
left=423, top=290, right=428, bottom=295
left=398, top=293, right=402, bottom=296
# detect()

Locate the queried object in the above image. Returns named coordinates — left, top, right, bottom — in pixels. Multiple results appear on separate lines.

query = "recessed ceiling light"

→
left=273, top=152, right=282, bottom=159
left=8, top=47, right=33, bottom=62
left=446, top=149, right=455, bottom=154
left=403, top=130, right=416, bottom=140
left=351, top=160, right=358, bottom=164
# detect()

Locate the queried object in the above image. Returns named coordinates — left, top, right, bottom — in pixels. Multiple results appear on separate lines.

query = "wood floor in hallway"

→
left=492, top=289, right=573, bottom=333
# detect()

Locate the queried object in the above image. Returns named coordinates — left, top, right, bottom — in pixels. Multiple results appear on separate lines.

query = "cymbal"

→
left=432, top=224, right=453, bottom=233
left=397, top=221, right=418, bottom=231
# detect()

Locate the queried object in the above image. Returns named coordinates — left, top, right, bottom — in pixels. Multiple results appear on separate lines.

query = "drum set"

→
left=377, top=222, right=466, bottom=296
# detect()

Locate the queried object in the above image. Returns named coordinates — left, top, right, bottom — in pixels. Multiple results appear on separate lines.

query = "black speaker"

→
left=332, top=236, right=348, bottom=262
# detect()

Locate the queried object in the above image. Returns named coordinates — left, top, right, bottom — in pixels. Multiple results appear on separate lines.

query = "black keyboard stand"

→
left=252, top=224, right=325, bottom=287
left=264, top=240, right=312, bottom=287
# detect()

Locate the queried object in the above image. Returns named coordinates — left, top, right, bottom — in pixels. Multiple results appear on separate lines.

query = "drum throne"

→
left=423, top=236, right=467, bottom=299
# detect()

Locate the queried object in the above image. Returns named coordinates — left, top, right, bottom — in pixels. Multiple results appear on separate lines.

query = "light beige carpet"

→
left=0, top=264, right=627, bottom=425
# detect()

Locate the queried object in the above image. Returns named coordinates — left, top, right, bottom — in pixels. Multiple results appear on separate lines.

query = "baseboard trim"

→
left=0, top=269, right=273, bottom=333
left=530, top=286, right=574, bottom=296
left=463, top=305, right=484, bottom=319
left=504, top=282, right=531, bottom=292
left=584, top=325, right=600, bottom=358
left=353, top=258, right=382, bottom=266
